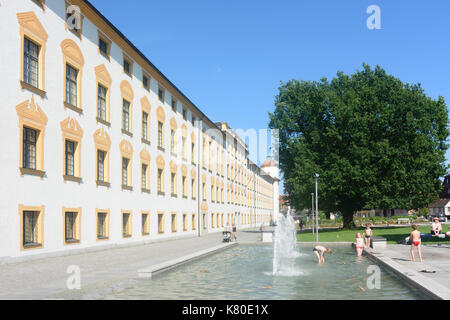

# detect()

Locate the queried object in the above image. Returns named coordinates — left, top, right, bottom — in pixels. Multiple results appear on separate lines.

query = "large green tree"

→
left=269, top=64, right=449, bottom=228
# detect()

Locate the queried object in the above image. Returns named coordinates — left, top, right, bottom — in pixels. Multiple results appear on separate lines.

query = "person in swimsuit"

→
left=355, top=233, right=364, bottom=257
left=313, top=245, right=332, bottom=264
left=410, top=225, right=423, bottom=262
left=364, top=224, right=373, bottom=249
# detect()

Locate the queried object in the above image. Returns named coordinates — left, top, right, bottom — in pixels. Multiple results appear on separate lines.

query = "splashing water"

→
left=272, top=213, right=301, bottom=276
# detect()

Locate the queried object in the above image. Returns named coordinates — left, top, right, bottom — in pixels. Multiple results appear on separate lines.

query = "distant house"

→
left=425, top=174, right=450, bottom=217
left=428, top=198, right=450, bottom=216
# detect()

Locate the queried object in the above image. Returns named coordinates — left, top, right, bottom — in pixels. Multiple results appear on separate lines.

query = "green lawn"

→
left=297, top=226, right=450, bottom=244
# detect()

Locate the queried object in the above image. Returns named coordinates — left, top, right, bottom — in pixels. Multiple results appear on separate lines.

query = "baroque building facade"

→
left=0, top=0, right=279, bottom=260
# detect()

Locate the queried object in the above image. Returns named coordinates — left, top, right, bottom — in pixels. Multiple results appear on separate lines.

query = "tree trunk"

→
left=342, top=211, right=356, bottom=229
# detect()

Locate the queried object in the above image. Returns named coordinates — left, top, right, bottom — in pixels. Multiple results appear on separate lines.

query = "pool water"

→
left=104, top=245, right=425, bottom=300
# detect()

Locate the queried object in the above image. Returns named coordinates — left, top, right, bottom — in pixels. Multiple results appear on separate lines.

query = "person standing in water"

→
left=410, top=225, right=423, bottom=262
left=355, top=233, right=364, bottom=257
left=313, top=245, right=332, bottom=264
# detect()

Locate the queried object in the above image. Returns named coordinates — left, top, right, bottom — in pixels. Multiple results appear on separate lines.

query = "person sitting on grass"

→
left=364, top=224, right=373, bottom=249
left=431, top=217, right=442, bottom=237
left=355, top=233, right=364, bottom=257
left=313, top=245, right=332, bottom=264
left=410, top=225, right=423, bottom=262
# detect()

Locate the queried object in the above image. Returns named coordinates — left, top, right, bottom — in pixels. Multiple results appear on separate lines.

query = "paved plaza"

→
left=367, top=243, right=450, bottom=299
left=0, top=228, right=265, bottom=300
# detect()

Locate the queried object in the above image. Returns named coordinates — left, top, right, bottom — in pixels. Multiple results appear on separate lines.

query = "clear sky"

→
left=89, top=0, right=450, bottom=192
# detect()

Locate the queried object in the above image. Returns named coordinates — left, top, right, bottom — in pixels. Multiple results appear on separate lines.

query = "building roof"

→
left=261, top=159, right=278, bottom=168
left=428, top=198, right=450, bottom=208
left=81, top=0, right=220, bottom=131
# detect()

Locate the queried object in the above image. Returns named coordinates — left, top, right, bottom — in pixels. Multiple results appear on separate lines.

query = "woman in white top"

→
left=431, top=217, right=442, bottom=236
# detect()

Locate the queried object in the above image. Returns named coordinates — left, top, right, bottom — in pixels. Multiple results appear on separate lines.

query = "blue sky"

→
left=89, top=0, right=450, bottom=192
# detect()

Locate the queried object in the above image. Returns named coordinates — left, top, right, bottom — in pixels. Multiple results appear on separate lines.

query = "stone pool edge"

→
left=295, top=241, right=448, bottom=300
left=363, top=248, right=449, bottom=300
left=138, top=242, right=238, bottom=279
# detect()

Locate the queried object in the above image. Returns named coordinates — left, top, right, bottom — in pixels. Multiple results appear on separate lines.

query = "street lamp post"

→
left=311, top=193, right=315, bottom=237
left=315, top=173, right=319, bottom=243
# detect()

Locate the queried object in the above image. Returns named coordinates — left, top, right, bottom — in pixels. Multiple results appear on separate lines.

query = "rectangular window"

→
left=182, top=108, right=187, bottom=120
left=202, top=213, right=207, bottom=230
left=23, top=38, right=40, bottom=88
left=158, top=121, right=164, bottom=149
left=142, top=112, right=149, bottom=141
left=158, top=213, right=164, bottom=234
left=142, top=213, right=149, bottom=235
left=65, top=64, right=78, bottom=107
left=171, top=213, right=177, bottom=233
left=171, top=130, right=176, bottom=154
left=123, top=58, right=131, bottom=75
left=97, top=85, right=107, bottom=121
left=202, top=183, right=206, bottom=201
left=99, top=38, right=108, bottom=56
left=171, top=173, right=176, bottom=196
left=142, top=164, right=148, bottom=190
left=23, top=127, right=37, bottom=170
left=158, top=169, right=163, bottom=194
left=192, top=214, right=196, bottom=230
left=158, top=86, right=165, bottom=102
left=183, top=214, right=187, bottom=232
left=65, top=211, right=78, bottom=242
left=23, top=211, right=39, bottom=246
left=97, top=150, right=105, bottom=182
left=182, top=176, right=187, bottom=197
left=97, top=211, right=108, bottom=239
left=122, top=158, right=129, bottom=186
left=182, top=137, right=186, bottom=159
left=122, top=99, right=130, bottom=132
left=122, top=212, right=131, bottom=238
left=191, top=143, right=195, bottom=164
left=191, top=178, right=196, bottom=199
left=65, top=140, right=75, bottom=177
left=171, top=98, right=176, bottom=112
left=143, top=75, right=150, bottom=91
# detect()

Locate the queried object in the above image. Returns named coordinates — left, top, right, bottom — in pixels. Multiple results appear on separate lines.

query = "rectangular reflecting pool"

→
left=103, top=245, right=425, bottom=300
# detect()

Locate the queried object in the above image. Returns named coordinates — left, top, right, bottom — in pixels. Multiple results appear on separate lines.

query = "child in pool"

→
left=355, top=233, right=364, bottom=257
left=410, top=225, right=423, bottom=262
left=364, top=224, right=373, bottom=249
left=313, top=245, right=332, bottom=264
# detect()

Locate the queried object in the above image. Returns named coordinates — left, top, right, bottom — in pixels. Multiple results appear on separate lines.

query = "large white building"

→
left=0, top=0, right=279, bottom=260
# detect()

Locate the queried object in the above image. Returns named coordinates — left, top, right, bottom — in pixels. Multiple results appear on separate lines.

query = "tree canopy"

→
left=269, top=64, right=449, bottom=228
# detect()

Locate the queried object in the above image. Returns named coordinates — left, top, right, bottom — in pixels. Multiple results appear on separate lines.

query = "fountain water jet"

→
left=272, top=212, right=301, bottom=276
